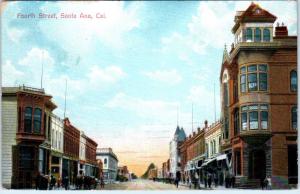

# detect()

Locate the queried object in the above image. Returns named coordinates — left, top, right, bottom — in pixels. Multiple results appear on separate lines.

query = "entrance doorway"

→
left=288, top=145, right=298, bottom=184
left=249, top=149, right=266, bottom=179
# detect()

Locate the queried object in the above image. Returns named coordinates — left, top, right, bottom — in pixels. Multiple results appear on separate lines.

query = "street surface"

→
left=97, top=179, right=190, bottom=190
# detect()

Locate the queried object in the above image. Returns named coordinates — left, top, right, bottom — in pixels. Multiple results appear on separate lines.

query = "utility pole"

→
left=214, top=82, right=216, bottom=122
left=40, top=50, right=44, bottom=89
left=64, top=79, right=67, bottom=119
left=192, top=103, right=194, bottom=133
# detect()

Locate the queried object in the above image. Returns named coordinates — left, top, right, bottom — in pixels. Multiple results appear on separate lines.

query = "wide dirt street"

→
left=97, top=179, right=191, bottom=190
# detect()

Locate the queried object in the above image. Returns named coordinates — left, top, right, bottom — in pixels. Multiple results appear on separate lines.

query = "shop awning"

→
left=201, top=158, right=216, bottom=167
left=216, top=154, right=227, bottom=161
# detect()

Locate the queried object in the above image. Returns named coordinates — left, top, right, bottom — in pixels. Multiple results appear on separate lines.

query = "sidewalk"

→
left=179, top=182, right=234, bottom=190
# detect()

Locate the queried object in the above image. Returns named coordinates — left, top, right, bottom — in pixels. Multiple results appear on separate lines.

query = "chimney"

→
left=193, top=131, right=196, bottom=136
left=189, top=135, right=192, bottom=139
left=275, top=22, right=288, bottom=37
left=197, top=127, right=201, bottom=133
left=204, top=120, right=208, bottom=128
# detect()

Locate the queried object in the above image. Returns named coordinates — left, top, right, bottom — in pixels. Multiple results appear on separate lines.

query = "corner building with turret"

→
left=220, top=3, right=297, bottom=189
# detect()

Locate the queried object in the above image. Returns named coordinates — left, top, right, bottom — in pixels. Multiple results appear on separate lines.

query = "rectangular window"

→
left=24, top=107, right=32, bottom=133
left=241, top=112, right=247, bottom=130
left=261, top=111, right=268, bottom=129
left=240, top=75, right=246, bottom=93
left=248, top=73, right=258, bottom=91
left=259, top=73, right=268, bottom=91
left=249, top=111, right=258, bottom=129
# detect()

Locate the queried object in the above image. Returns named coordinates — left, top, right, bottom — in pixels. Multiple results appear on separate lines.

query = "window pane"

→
left=292, top=107, right=297, bottom=130
left=241, top=112, right=247, bottom=130
left=259, top=64, right=267, bottom=72
left=263, top=28, right=271, bottom=42
left=240, top=75, right=246, bottom=93
left=240, top=67, right=246, bottom=74
left=246, top=28, right=253, bottom=41
left=254, top=28, right=261, bottom=42
left=291, top=70, right=297, bottom=92
left=248, top=65, right=257, bottom=72
left=241, top=106, right=248, bottom=111
left=249, top=105, right=258, bottom=110
left=249, top=111, right=258, bottom=129
left=34, top=108, right=42, bottom=133
left=260, top=104, right=268, bottom=110
left=259, top=73, right=268, bottom=91
left=24, top=107, right=32, bottom=133
left=261, top=111, right=268, bottom=129
left=248, top=73, right=258, bottom=91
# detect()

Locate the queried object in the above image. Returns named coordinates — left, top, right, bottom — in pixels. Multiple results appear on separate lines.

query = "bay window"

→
left=240, top=64, right=268, bottom=93
left=240, top=104, right=269, bottom=130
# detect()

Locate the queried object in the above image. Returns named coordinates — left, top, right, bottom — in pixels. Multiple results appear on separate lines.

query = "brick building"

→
left=85, top=135, right=98, bottom=176
left=180, top=122, right=206, bottom=184
left=220, top=3, right=297, bottom=188
left=1, top=86, right=56, bottom=189
left=63, top=118, right=80, bottom=185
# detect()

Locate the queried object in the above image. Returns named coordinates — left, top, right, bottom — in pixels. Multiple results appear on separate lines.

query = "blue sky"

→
left=1, top=1, right=297, bottom=175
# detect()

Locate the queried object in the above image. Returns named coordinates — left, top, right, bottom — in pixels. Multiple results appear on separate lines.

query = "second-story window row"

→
left=240, top=64, right=268, bottom=93
left=240, top=104, right=269, bottom=131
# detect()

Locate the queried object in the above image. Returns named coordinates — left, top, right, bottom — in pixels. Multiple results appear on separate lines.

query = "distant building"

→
left=148, top=167, right=158, bottom=180
left=63, top=118, right=80, bottom=185
left=96, top=148, right=118, bottom=183
left=118, top=165, right=131, bottom=181
left=169, top=126, right=186, bottom=180
left=50, top=114, right=64, bottom=180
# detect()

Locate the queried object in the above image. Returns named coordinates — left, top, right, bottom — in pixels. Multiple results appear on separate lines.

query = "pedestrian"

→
left=204, top=173, right=207, bottom=188
left=207, top=173, right=212, bottom=189
left=175, top=177, right=179, bottom=188
left=63, top=176, right=69, bottom=190
left=231, top=175, right=235, bottom=188
left=49, top=175, right=56, bottom=190
left=100, top=177, right=105, bottom=189
left=214, top=173, right=218, bottom=187
left=266, top=176, right=272, bottom=190
left=264, top=176, right=269, bottom=190
left=40, top=175, right=48, bottom=190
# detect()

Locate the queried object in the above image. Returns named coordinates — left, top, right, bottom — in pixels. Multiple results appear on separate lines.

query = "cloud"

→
left=39, top=1, right=142, bottom=53
left=88, top=65, right=126, bottom=85
left=6, top=28, right=25, bottom=44
left=18, top=47, right=55, bottom=69
left=160, top=1, right=297, bottom=62
left=2, top=60, right=24, bottom=86
left=143, top=69, right=182, bottom=85
left=105, top=92, right=178, bottom=120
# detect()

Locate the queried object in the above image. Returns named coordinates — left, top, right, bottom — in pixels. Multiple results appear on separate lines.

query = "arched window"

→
left=34, top=108, right=42, bottom=133
left=292, top=106, right=297, bottom=130
left=246, top=28, right=253, bottom=42
left=290, top=70, right=297, bottom=92
left=104, top=158, right=107, bottom=164
left=254, top=28, right=261, bottom=42
left=263, top=28, right=271, bottom=42
left=24, top=107, right=32, bottom=133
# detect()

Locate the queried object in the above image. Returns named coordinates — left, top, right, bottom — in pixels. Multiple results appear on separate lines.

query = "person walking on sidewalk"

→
left=175, top=177, right=179, bottom=188
left=207, top=173, right=212, bottom=189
